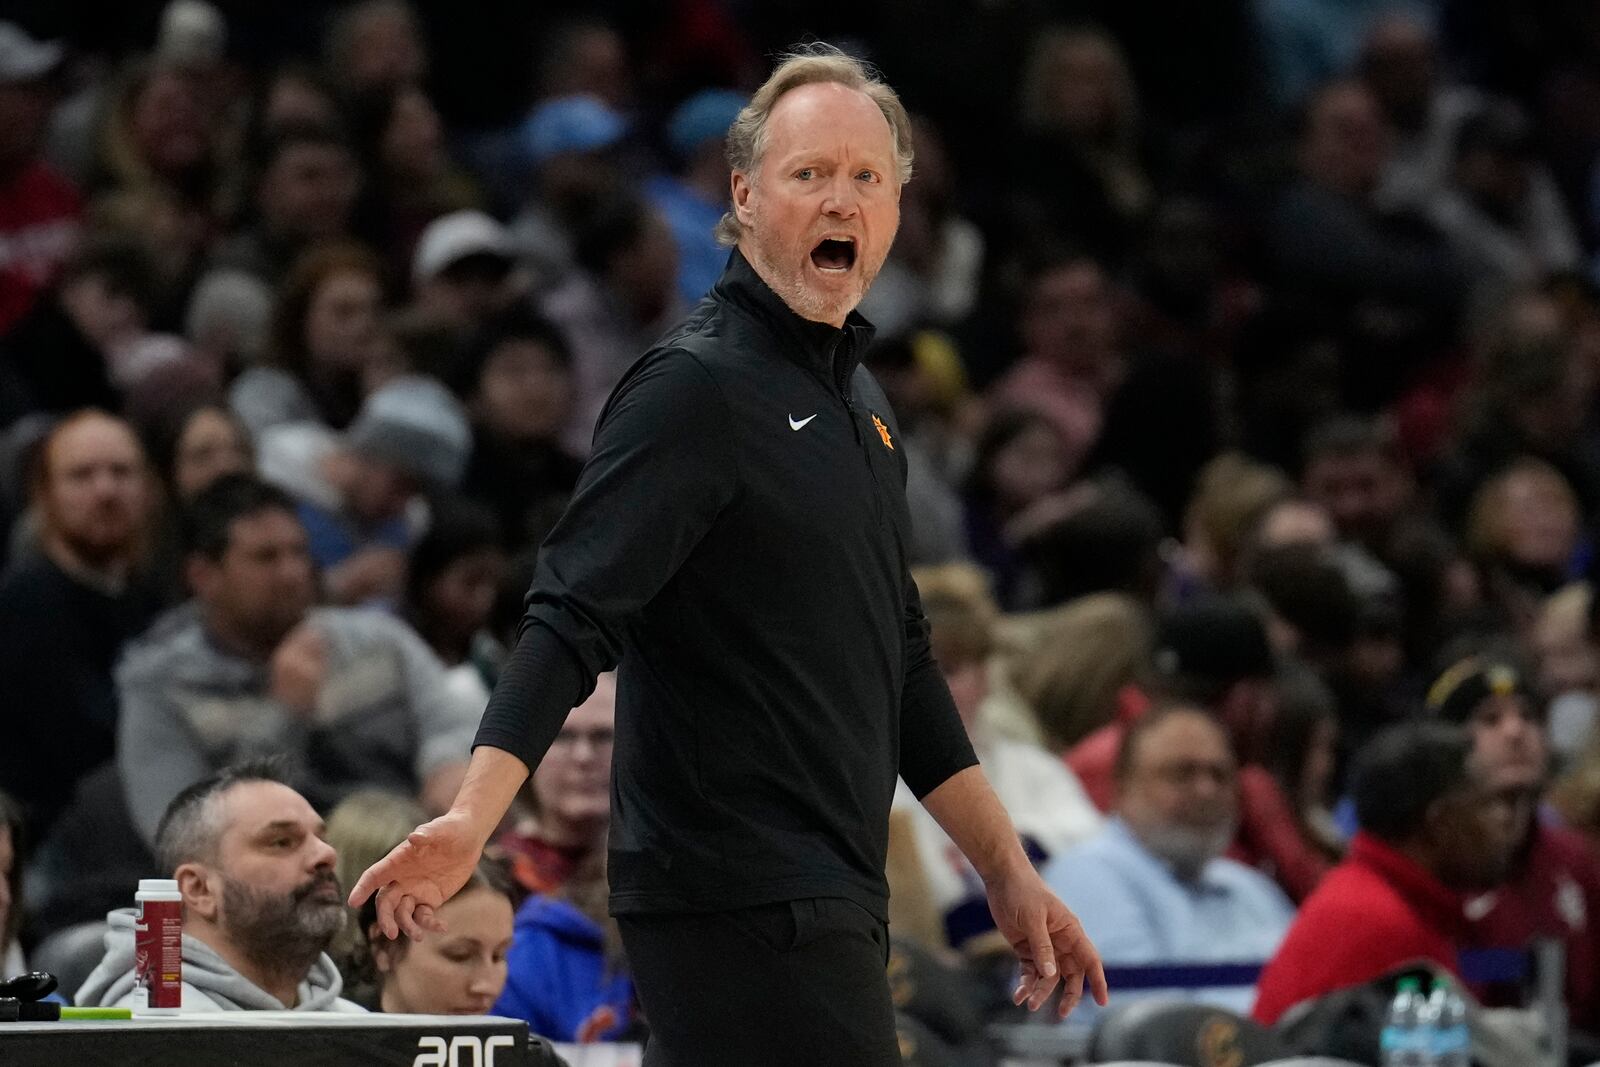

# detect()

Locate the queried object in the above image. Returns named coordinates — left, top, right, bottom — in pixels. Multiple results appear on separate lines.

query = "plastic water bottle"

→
left=1428, top=978, right=1470, bottom=1067
left=1380, top=976, right=1434, bottom=1066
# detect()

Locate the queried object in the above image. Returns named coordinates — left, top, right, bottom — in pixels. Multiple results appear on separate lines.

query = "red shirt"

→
left=0, top=161, right=81, bottom=335
left=1466, top=821, right=1600, bottom=1031
left=493, top=828, right=588, bottom=897
left=1253, top=833, right=1466, bottom=1025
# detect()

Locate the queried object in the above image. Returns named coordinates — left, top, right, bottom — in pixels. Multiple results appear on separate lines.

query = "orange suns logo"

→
left=871, top=413, right=894, bottom=450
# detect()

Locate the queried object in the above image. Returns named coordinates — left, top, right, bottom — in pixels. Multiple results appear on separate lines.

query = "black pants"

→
left=617, top=897, right=900, bottom=1067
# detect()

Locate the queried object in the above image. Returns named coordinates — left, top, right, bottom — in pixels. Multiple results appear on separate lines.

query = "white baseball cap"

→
left=412, top=210, right=514, bottom=284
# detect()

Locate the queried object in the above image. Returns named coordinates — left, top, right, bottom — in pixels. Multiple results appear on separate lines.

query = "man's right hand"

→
left=348, top=810, right=487, bottom=940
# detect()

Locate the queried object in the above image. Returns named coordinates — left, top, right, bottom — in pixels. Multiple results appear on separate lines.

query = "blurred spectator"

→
left=348, top=83, right=479, bottom=278
left=402, top=499, right=506, bottom=706
left=1256, top=0, right=1430, bottom=109
left=989, top=258, right=1121, bottom=476
left=365, top=857, right=515, bottom=1015
left=244, top=63, right=342, bottom=143
left=1531, top=583, right=1600, bottom=759
left=539, top=192, right=683, bottom=454
left=0, top=411, right=159, bottom=836
left=1426, top=102, right=1582, bottom=309
left=1266, top=79, right=1466, bottom=409
left=0, top=22, right=80, bottom=340
left=1359, top=12, right=1483, bottom=205
left=539, top=18, right=631, bottom=111
left=54, top=237, right=191, bottom=392
left=230, top=242, right=388, bottom=435
left=449, top=307, right=581, bottom=548
left=1020, top=475, right=1167, bottom=608
left=323, top=787, right=424, bottom=998
left=88, top=59, right=218, bottom=230
left=114, top=474, right=479, bottom=842
left=76, top=760, right=362, bottom=1011
left=859, top=116, right=985, bottom=337
left=1178, top=452, right=1293, bottom=594
left=208, top=121, right=361, bottom=288
left=257, top=375, right=470, bottom=605
left=1466, top=458, right=1586, bottom=632
left=87, top=184, right=211, bottom=326
left=1123, top=195, right=1259, bottom=367
left=1253, top=722, right=1521, bottom=1025
left=507, top=94, right=628, bottom=290
left=494, top=673, right=614, bottom=898
left=1424, top=651, right=1600, bottom=1030
left=1045, top=704, right=1294, bottom=1016
left=646, top=88, right=743, bottom=306
left=960, top=410, right=1076, bottom=609
left=1, top=789, right=22, bottom=975
left=324, top=1, right=427, bottom=100
left=887, top=565, right=1100, bottom=955
left=1010, top=27, right=1152, bottom=263
left=140, top=400, right=254, bottom=601
left=409, top=210, right=520, bottom=329
left=1261, top=664, right=1344, bottom=857
left=496, top=848, right=635, bottom=1043
left=1008, top=592, right=1152, bottom=751
left=185, top=268, right=274, bottom=372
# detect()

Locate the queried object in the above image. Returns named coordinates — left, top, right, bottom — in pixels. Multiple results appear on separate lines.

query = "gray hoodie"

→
left=75, top=908, right=366, bottom=1012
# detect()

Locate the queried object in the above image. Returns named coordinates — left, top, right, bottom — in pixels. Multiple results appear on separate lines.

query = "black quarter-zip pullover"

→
left=475, top=250, right=977, bottom=919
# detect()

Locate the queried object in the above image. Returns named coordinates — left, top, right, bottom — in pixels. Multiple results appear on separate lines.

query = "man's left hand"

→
left=986, top=863, right=1109, bottom=1020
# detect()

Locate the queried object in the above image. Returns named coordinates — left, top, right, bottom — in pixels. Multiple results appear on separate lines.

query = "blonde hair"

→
left=715, top=42, right=914, bottom=247
left=1184, top=452, right=1294, bottom=586
left=1466, top=458, right=1580, bottom=563
left=1007, top=593, right=1152, bottom=750
left=912, top=563, right=1000, bottom=667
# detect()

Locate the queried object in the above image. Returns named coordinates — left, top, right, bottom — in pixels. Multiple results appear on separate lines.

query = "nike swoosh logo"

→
left=789, top=413, right=818, bottom=431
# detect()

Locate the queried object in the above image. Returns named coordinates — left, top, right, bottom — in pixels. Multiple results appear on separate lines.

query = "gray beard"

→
left=1136, top=820, right=1237, bottom=881
left=220, top=873, right=346, bottom=978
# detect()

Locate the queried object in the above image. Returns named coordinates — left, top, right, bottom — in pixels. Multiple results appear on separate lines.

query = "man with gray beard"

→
left=1043, top=704, right=1296, bottom=1018
left=77, top=760, right=362, bottom=1011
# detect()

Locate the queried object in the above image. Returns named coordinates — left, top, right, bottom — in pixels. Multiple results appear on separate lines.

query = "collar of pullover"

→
left=714, top=248, right=877, bottom=392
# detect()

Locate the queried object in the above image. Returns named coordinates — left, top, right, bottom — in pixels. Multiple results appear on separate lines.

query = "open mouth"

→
left=810, top=236, right=857, bottom=272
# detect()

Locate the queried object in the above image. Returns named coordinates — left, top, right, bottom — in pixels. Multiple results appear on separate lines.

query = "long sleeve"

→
left=116, top=669, right=229, bottom=843
left=473, top=350, right=739, bottom=773
left=895, top=568, right=978, bottom=799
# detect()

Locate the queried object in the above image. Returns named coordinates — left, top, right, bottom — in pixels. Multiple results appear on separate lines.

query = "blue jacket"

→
left=493, top=896, right=632, bottom=1042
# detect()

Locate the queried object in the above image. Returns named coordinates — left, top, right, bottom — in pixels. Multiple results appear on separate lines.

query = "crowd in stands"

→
left=8, top=0, right=1600, bottom=1062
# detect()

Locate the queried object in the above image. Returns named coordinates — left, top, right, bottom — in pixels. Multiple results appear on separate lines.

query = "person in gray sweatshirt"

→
left=77, top=760, right=364, bottom=1011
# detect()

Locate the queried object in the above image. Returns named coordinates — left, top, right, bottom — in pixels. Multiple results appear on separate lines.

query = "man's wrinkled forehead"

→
left=217, top=782, right=323, bottom=849
left=759, top=82, right=896, bottom=173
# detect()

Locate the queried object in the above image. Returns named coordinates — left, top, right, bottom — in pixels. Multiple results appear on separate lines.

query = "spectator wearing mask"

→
left=1253, top=723, right=1522, bottom=1025
left=493, top=673, right=615, bottom=898
left=257, top=375, right=472, bottom=606
left=230, top=242, right=388, bottom=436
left=207, top=121, right=361, bottom=289
left=114, top=474, right=479, bottom=843
left=1045, top=705, right=1295, bottom=1016
left=402, top=500, right=507, bottom=708
left=77, top=761, right=363, bottom=1011
left=1426, top=653, right=1600, bottom=1032
left=0, top=411, right=160, bottom=835
left=887, top=565, right=1101, bottom=955
left=646, top=89, right=745, bottom=306
left=449, top=308, right=581, bottom=548
left=0, top=22, right=79, bottom=341
left=363, top=856, right=515, bottom=1015
left=409, top=211, right=520, bottom=330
